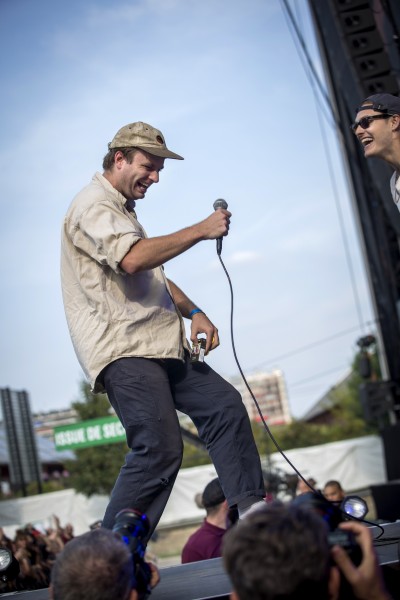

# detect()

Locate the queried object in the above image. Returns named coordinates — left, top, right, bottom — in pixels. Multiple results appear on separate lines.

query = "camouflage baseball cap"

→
left=108, top=121, right=184, bottom=160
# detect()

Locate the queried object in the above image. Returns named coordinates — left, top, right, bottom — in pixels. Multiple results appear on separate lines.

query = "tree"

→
left=64, top=381, right=128, bottom=496
left=181, top=440, right=211, bottom=469
left=71, top=380, right=111, bottom=420
left=252, top=419, right=336, bottom=454
left=64, top=380, right=212, bottom=494
left=251, top=345, right=380, bottom=456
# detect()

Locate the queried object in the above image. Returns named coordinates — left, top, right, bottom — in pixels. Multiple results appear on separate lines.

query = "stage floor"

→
left=3, top=521, right=400, bottom=600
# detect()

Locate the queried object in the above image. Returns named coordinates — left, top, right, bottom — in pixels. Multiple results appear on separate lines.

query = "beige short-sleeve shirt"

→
left=61, top=172, right=189, bottom=392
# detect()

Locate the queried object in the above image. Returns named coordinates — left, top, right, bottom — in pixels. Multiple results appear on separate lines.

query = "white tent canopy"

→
left=268, top=434, right=387, bottom=492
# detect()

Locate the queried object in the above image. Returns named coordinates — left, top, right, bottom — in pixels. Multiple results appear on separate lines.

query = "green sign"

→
left=54, top=416, right=125, bottom=450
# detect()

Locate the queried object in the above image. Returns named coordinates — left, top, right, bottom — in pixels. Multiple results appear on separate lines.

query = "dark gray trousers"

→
left=101, top=355, right=265, bottom=536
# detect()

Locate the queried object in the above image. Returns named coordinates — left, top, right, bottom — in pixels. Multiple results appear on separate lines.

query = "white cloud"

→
left=229, top=250, right=263, bottom=264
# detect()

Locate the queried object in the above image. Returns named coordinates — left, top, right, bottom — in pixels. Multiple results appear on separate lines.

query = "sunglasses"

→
left=351, top=114, right=391, bottom=133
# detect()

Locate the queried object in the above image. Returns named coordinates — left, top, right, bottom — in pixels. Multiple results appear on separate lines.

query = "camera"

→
left=292, top=492, right=365, bottom=566
left=293, top=492, right=369, bottom=598
left=112, top=508, right=152, bottom=599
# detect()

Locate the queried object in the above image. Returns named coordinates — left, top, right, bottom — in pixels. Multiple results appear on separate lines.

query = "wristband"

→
left=189, top=308, right=204, bottom=318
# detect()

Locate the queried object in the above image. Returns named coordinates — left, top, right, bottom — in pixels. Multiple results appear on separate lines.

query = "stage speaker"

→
left=370, top=481, right=400, bottom=521
left=362, top=73, right=399, bottom=95
left=381, top=423, right=400, bottom=481
left=338, top=8, right=376, bottom=33
left=330, top=0, right=400, bottom=97
left=347, top=30, right=387, bottom=57
left=333, top=0, right=372, bottom=11
left=359, top=381, right=393, bottom=425
left=354, top=51, right=391, bottom=78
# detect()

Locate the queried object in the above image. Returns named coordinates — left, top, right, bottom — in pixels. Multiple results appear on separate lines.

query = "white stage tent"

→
left=268, top=434, right=387, bottom=492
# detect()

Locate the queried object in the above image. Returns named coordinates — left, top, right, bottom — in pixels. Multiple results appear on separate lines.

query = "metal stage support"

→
left=3, top=522, right=400, bottom=600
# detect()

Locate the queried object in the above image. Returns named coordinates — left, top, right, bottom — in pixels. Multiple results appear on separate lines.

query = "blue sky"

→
left=0, top=0, right=375, bottom=419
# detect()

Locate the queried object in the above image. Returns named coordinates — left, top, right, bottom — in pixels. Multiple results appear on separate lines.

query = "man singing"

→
left=61, top=121, right=265, bottom=538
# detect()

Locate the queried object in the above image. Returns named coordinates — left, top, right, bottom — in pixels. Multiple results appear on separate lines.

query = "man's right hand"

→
left=198, top=208, right=231, bottom=240
left=331, top=521, right=392, bottom=600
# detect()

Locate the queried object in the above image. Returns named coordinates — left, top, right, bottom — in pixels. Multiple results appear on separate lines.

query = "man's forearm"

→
left=120, top=208, right=231, bottom=274
left=168, top=279, right=219, bottom=353
left=167, top=279, right=197, bottom=318
left=120, top=225, right=204, bottom=274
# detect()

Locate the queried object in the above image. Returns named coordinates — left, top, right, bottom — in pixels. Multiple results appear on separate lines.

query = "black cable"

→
left=217, top=250, right=385, bottom=536
left=249, top=321, right=377, bottom=373
left=314, top=94, right=366, bottom=332
left=281, top=0, right=367, bottom=335
left=345, top=513, right=385, bottom=539
left=217, top=251, right=315, bottom=492
left=290, top=365, right=351, bottom=388
left=373, top=536, right=400, bottom=544
left=280, top=0, right=338, bottom=127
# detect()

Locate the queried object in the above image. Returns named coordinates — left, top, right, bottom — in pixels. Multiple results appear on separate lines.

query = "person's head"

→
left=102, top=121, right=183, bottom=202
left=202, top=478, right=227, bottom=518
left=323, top=480, right=345, bottom=503
left=50, top=528, right=137, bottom=600
left=296, top=477, right=316, bottom=495
left=14, top=530, right=29, bottom=549
left=353, top=93, right=400, bottom=165
left=223, top=502, right=340, bottom=600
left=62, top=523, right=74, bottom=539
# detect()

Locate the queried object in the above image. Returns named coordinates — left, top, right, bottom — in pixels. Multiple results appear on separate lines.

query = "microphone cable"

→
left=216, top=249, right=386, bottom=537
left=215, top=250, right=314, bottom=492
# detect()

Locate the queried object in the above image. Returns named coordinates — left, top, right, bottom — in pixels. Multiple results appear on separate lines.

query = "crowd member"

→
left=0, top=527, right=13, bottom=552
left=295, top=476, right=317, bottom=496
left=44, top=528, right=64, bottom=560
left=2, top=527, right=49, bottom=591
left=323, top=480, right=346, bottom=503
left=181, top=478, right=232, bottom=563
left=352, top=93, right=400, bottom=208
left=53, top=515, right=74, bottom=544
left=61, top=121, right=265, bottom=537
left=0, top=518, right=74, bottom=593
left=50, top=528, right=159, bottom=600
left=223, top=502, right=392, bottom=600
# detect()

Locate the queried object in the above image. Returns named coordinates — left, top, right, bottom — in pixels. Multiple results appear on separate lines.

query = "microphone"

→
left=213, top=198, right=228, bottom=255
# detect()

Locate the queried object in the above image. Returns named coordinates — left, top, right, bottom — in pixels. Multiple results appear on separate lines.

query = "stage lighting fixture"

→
left=0, top=547, right=20, bottom=582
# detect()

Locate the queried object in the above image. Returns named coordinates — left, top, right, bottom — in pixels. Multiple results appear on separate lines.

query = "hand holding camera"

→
left=331, top=521, right=392, bottom=600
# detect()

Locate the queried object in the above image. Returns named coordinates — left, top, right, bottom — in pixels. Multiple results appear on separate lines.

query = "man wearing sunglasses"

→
left=352, top=93, right=400, bottom=209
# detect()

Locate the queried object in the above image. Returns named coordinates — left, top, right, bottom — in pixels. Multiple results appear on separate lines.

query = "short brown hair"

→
left=102, top=147, right=139, bottom=171
left=50, top=528, right=134, bottom=600
left=223, top=502, right=331, bottom=600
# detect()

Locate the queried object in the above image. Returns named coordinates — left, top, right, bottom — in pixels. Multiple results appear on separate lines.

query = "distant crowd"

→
left=0, top=517, right=74, bottom=593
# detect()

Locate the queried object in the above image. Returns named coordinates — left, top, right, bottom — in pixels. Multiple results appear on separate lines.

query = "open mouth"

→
left=137, top=182, right=149, bottom=193
left=361, top=137, right=373, bottom=148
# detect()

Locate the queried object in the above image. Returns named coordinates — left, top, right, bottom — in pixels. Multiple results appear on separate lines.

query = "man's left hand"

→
left=190, top=312, right=219, bottom=354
